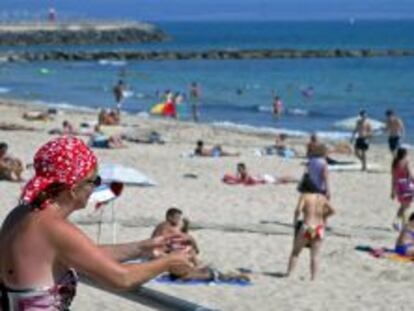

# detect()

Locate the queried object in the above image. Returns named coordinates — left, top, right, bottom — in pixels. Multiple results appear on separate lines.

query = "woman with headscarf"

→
left=0, top=136, right=190, bottom=310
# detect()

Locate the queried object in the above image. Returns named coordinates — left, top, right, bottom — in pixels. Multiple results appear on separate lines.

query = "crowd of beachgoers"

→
left=0, top=91, right=412, bottom=310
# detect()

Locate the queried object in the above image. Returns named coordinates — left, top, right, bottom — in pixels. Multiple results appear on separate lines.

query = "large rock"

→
left=0, top=22, right=168, bottom=46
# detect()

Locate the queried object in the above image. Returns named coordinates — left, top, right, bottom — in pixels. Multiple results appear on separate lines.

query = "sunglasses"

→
left=83, top=175, right=102, bottom=187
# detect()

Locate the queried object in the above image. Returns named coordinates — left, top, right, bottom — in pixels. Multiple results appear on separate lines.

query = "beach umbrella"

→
left=99, top=163, right=157, bottom=186
left=96, top=164, right=156, bottom=242
left=88, top=184, right=116, bottom=206
left=332, top=116, right=386, bottom=132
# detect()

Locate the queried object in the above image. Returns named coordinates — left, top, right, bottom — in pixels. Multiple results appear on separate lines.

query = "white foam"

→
left=211, top=121, right=308, bottom=137
left=211, top=121, right=352, bottom=141
left=0, top=87, right=10, bottom=94
left=98, top=59, right=127, bottom=66
left=32, top=100, right=98, bottom=113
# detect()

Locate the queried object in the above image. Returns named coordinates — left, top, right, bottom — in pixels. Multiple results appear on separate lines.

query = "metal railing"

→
left=80, top=276, right=218, bottom=311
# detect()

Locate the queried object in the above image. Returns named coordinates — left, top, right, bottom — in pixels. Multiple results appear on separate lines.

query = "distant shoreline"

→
left=2, top=48, right=414, bottom=62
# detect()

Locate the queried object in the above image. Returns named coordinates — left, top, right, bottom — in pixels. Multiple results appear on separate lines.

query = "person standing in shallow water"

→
left=189, top=82, right=201, bottom=122
left=272, top=96, right=283, bottom=117
left=113, top=80, right=125, bottom=110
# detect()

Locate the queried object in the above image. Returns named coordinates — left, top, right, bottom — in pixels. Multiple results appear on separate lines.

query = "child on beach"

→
left=391, top=148, right=414, bottom=230
left=287, top=175, right=335, bottom=280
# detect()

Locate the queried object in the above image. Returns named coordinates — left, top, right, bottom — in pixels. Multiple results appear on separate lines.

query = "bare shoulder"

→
left=39, top=215, right=89, bottom=247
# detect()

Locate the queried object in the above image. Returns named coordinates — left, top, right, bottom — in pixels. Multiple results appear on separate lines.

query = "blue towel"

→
left=154, top=274, right=251, bottom=287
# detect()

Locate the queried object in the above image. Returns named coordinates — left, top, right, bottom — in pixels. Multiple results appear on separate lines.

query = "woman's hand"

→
left=140, top=234, right=189, bottom=258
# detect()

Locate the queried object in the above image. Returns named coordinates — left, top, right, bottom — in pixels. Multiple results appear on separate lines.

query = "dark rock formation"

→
left=0, top=22, right=168, bottom=46
left=2, top=48, right=414, bottom=62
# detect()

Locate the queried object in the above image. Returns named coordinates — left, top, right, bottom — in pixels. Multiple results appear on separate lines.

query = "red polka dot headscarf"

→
left=21, top=136, right=98, bottom=205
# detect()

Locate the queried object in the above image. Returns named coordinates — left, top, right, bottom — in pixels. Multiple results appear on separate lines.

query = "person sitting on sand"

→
left=180, top=218, right=200, bottom=261
left=391, top=148, right=414, bottom=230
left=152, top=208, right=184, bottom=238
left=89, top=124, right=125, bottom=149
left=223, top=163, right=298, bottom=185
left=0, top=142, right=24, bottom=181
left=0, top=136, right=192, bottom=310
left=262, top=133, right=297, bottom=157
left=307, top=134, right=352, bottom=166
left=395, top=212, right=414, bottom=257
left=152, top=211, right=250, bottom=282
left=98, top=108, right=120, bottom=126
left=194, top=140, right=239, bottom=157
left=287, top=175, right=335, bottom=280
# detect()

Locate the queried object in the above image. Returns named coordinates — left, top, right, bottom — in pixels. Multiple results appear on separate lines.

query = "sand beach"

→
left=0, top=98, right=412, bottom=311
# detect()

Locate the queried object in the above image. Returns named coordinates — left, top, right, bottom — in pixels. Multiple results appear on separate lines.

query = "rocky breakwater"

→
left=0, top=21, right=168, bottom=46
left=2, top=48, right=414, bottom=62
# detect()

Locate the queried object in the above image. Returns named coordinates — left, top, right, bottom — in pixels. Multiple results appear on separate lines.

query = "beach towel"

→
left=255, top=147, right=296, bottom=159
left=154, top=274, right=251, bottom=287
left=355, top=245, right=414, bottom=263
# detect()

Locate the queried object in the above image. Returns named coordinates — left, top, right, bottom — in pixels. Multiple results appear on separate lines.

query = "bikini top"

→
left=1, top=269, right=78, bottom=311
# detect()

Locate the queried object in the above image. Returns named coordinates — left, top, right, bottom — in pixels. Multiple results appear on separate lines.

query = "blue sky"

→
left=1, top=0, right=413, bottom=21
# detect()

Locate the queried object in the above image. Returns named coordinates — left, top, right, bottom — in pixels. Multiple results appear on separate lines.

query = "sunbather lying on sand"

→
left=48, top=120, right=79, bottom=135
left=395, top=212, right=414, bottom=257
left=22, top=110, right=54, bottom=121
left=0, top=122, right=36, bottom=131
left=123, top=131, right=165, bottom=144
left=0, top=142, right=24, bottom=181
left=151, top=208, right=250, bottom=282
left=194, top=140, right=239, bottom=157
left=223, top=163, right=298, bottom=185
left=89, top=125, right=125, bottom=149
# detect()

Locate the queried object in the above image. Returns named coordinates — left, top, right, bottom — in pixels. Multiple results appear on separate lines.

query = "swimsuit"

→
left=388, top=136, right=401, bottom=152
left=393, top=164, right=414, bottom=204
left=302, top=224, right=325, bottom=241
left=1, top=269, right=77, bottom=311
left=355, top=137, right=369, bottom=151
left=395, top=229, right=414, bottom=256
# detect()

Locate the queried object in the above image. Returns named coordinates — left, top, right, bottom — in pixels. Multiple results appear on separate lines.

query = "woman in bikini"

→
left=0, top=137, right=191, bottom=310
left=395, top=212, right=414, bottom=257
left=391, top=148, right=414, bottom=230
left=287, top=175, right=335, bottom=280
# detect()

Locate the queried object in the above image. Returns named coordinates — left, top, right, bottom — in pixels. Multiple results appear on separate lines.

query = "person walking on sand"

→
left=391, top=148, right=414, bottom=231
left=385, top=109, right=405, bottom=156
left=351, top=110, right=372, bottom=171
left=189, top=82, right=201, bottom=122
left=287, top=176, right=335, bottom=281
